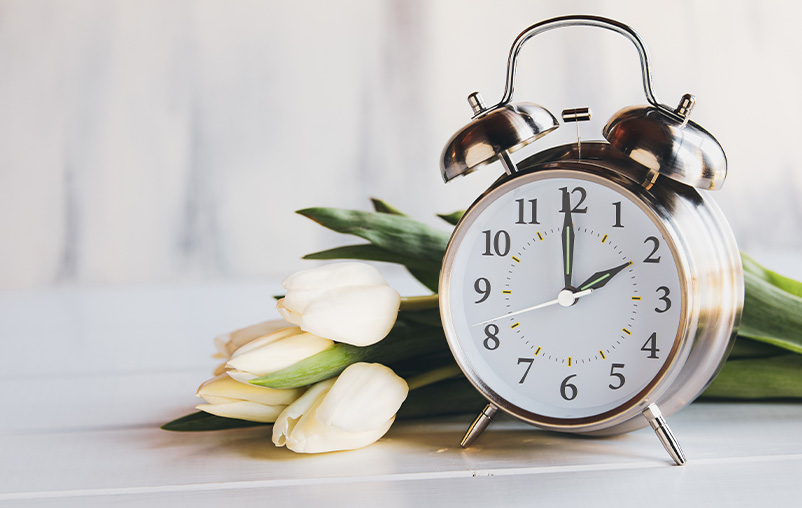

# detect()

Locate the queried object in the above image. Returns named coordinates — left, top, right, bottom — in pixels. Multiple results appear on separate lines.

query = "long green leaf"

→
left=437, top=210, right=465, bottom=226
left=407, top=267, right=440, bottom=293
left=303, top=244, right=441, bottom=272
left=742, top=253, right=802, bottom=298
left=250, top=310, right=449, bottom=389
left=371, top=198, right=406, bottom=216
left=297, top=208, right=449, bottom=265
left=739, top=271, right=802, bottom=354
left=161, top=411, right=270, bottom=432
left=728, top=336, right=790, bottom=359
left=701, top=354, right=802, bottom=399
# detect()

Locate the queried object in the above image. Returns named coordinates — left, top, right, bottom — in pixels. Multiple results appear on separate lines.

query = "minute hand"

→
left=576, top=260, right=633, bottom=292
left=562, top=205, right=574, bottom=289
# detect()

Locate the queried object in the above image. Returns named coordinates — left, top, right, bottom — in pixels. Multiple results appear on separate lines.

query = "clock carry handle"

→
left=445, top=14, right=728, bottom=191
left=487, top=14, right=682, bottom=122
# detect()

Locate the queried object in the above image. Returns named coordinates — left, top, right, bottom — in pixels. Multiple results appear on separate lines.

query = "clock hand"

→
left=562, top=200, right=575, bottom=289
left=576, top=260, right=633, bottom=292
left=472, top=288, right=593, bottom=327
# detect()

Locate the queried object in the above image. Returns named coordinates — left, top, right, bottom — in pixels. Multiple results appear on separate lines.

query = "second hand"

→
left=472, top=288, right=593, bottom=327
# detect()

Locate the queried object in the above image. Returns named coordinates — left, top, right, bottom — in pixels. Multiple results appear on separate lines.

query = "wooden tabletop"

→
left=2, top=277, right=801, bottom=507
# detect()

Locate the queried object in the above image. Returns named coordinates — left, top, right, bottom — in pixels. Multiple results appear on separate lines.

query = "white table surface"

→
left=2, top=263, right=802, bottom=507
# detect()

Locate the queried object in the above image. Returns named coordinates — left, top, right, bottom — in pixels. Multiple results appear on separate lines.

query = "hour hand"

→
left=562, top=206, right=574, bottom=289
left=576, top=260, right=633, bottom=292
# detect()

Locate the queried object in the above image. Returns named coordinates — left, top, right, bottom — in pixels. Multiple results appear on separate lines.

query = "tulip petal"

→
left=299, top=286, right=400, bottom=346
left=226, top=370, right=257, bottom=383
left=214, top=319, right=293, bottom=358
left=226, top=331, right=334, bottom=377
left=275, top=299, right=302, bottom=325
left=273, top=379, right=335, bottom=447
left=197, top=374, right=303, bottom=406
left=315, top=363, right=408, bottom=432
left=282, top=262, right=388, bottom=291
left=196, top=401, right=286, bottom=423
left=279, top=263, right=390, bottom=317
left=229, top=326, right=302, bottom=358
left=285, top=411, right=395, bottom=453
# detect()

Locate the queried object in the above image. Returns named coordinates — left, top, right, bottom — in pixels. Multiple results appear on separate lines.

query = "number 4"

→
left=641, top=332, right=660, bottom=359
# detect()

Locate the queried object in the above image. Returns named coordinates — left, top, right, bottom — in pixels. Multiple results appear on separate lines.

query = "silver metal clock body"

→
left=439, top=142, right=743, bottom=436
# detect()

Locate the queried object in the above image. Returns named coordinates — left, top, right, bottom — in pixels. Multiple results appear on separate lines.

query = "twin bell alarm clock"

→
left=438, top=15, right=743, bottom=465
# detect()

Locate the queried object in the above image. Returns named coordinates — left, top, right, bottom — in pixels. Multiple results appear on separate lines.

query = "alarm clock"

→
left=438, top=15, right=743, bottom=465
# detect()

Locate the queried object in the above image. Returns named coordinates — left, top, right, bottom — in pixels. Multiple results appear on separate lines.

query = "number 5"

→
left=609, top=363, right=626, bottom=390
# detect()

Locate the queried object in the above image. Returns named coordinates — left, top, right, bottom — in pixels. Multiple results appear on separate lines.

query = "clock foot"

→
left=642, top=403, right=686, bottom=466
left=460, top=403, right=498, bottom=448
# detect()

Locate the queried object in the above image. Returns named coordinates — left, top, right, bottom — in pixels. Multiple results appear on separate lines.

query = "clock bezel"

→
left=440, top=162, right=695, bottom=432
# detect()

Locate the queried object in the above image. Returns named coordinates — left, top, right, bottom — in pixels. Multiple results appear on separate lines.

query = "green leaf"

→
left=437, top=210, right=464, bottom=226
left=742, top=252, right=802, bottom=298
left=407, top=267, right=440, bottom=293
left=161, top=411, right=270, bottom=432
left=739, top=271, right=802, bottom=354
left=701, top=354, right=802, bottom=399
left=397, top=377, right=486, bottom=419
left=250, top=310, right=449, bottom=389
left=303, top=244, right=441, bottom=272
left=297, top=208, right=449, bottom=266
left=371, top=198, right=406, bottom=216
left=728, top=336, right=790, bottom=359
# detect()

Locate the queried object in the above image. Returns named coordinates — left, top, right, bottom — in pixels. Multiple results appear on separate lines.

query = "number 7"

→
left=517, top=357, right=534, bottom=384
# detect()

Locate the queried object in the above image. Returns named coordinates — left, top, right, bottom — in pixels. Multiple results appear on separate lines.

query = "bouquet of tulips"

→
left=163, top=199, right=802, bottom=453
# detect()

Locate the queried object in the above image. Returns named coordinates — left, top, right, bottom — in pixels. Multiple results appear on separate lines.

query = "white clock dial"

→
left=443, top=169, right=685, bottom=424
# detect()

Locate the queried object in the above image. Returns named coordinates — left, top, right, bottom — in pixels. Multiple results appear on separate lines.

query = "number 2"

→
left=643, top=236, right=661, bottom=263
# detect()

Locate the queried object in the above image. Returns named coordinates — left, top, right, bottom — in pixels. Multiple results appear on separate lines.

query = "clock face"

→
left=442, top=169, right=687, bottom=425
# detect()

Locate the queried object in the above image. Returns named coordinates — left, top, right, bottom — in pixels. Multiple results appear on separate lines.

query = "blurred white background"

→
left=1, top=0, right=801, bottom=290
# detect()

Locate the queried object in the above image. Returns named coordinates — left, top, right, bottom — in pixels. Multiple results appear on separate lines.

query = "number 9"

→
left=474, top=277, right=491, bottom=303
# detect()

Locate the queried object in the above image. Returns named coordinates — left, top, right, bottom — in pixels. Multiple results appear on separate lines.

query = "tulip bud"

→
left=276, top=262, right=401, bottom=347
left=195, top=374, right=305, bottom=423
left=272, top=362, right=409, bottom=453
left=213, top=319, right=292, bottom=359
left=212, top=319, right=293, bottom=376
left=225, top=326, right=334, bottom=383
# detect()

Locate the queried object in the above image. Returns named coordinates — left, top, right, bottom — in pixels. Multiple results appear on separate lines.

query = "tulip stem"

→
left=406, top=364, right=463, bottom=390
left=400, top=294, right=440, bottom=311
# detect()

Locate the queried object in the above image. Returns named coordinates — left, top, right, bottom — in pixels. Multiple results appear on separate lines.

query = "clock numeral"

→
left=641, top=332, right=660, bottom=359
left=559, top=186, right=588, bottom=214
left=474, top=277, right=491, bottom=303
left=482, top=230, right=511, bottom=257
left=483, top=324, right=500, bottom=350
left=517, top=357, right=534, bottom=383
left=655, top=286, right=671, bottom=313
left=560, top=374, right=578, bottom=401
left=612, top=201, right=624, bottom=228
left=515, top=198, right=540, bottom=224
left=608, top=363, right=626, bottom=390
left=643, top=236, right=662, bottom=263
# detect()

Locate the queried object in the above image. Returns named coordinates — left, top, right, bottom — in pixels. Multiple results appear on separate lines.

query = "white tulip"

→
left=213, top=319, right=292, bottom=359
left=276, top=262, right=401, bottom=347
left=225, top=326, right=334, bottom=383
left=273, top=362, right=409, bottom=453
left=195, top=374, right=305, bottom=423
left=212, top=319, right=292, bottom=376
